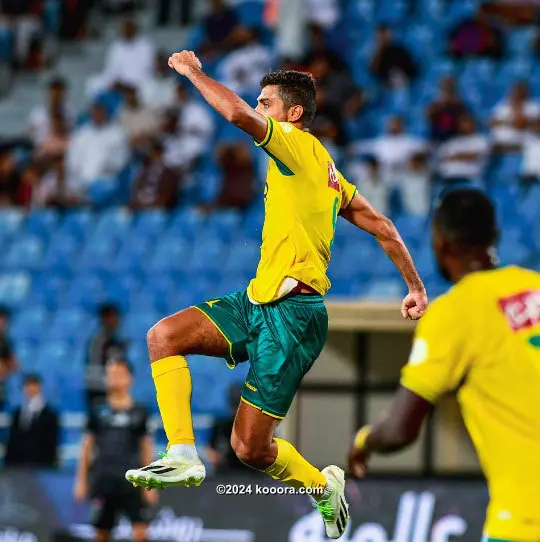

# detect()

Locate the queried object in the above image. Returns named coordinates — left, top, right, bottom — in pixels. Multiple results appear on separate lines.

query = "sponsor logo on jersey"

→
left=498, top=290, right=540, bottom=331
left=205, top=300, right=220, bottom=308
left=328, top=162, right=340, bottom=192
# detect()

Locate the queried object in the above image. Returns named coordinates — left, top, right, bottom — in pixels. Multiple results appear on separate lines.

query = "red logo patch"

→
left=499, top=290, right=540, bottom=331
left=328, top=162, right=340, bottom=192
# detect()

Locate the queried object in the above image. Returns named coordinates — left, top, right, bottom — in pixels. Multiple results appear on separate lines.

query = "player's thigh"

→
left=148, top=306, right=228, bottom=358
left=241, top=295, right=328, bottom=419
left=230, top=399, right=280, bottom=453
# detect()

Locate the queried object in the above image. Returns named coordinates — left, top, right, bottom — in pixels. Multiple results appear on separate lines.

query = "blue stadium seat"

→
left=21, top=209, right=59, bottom=240
left=147, top=236, right=192, bottom=273
left=57, top=209, right=94, bottom=241
left=122, top=311, right=161, bottom=340
left=186, top=238, right=227, bottom=274
left=361, top=279, right=406, bottom=300
left=111, top=237, right=154, bottom=275
left=36, top=339, right=72, bottom=370
left=3, top=235, right=44, bottom=270
left=48, top=309, right=94, bottom=341
left=168, top=208, right=206, bottom=241
left=14, top=339, right=38, bottom=372
left=93, top=208, right=133, bottom=240
left=0, top=209, right=23, bottom=238
left=28, top=274, right=67, bottom=310
left=222, top=240, right=260, bottom=274
left=42, top=233, right=81, bottom=272
left=131, top=210, right=169, bottom=240
left=76, top=234, right=119, bottom=271
left=0, top=271, right=31, bottom=309
left=59, top=273, right=105, bottom=311
left=10, top=306, right=49, bottom=341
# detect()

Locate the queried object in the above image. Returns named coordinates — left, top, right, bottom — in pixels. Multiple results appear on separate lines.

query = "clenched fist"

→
left=401, top=289, right=428, bottom=320
left=168, top=50, right=202, bottom=76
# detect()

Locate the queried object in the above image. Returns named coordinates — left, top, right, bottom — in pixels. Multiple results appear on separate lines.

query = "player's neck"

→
left=107, top=392, right=133, bottom=410
left=453, top=249, right=497, bottom=282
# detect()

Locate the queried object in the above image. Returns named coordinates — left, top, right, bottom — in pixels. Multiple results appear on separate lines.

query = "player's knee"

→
left=232, top=437, right=273, bottom=470
left=147, top=318, right=179, bottom=354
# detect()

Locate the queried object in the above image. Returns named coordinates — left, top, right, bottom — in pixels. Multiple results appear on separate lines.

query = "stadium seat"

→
left=56, top=209, right=95, bottom=241
left=48, top=308, right=94, bottom=341
left=3, top=235, right=45, bottom=270
left=21, top=209, right=59, bottom=239
left=0, top=271, right=31, bottom=309
left=0, top=209, right=23, bottom=238
left=14, top=339, right=38, bottom=372
left=122, top=310, right=161, bottom=340
left=60, top=273, right=105, bottom=311
left=131, top=210, right=169, bottom=240
left=10, top=306, right=49, bottom=341
left=186, top=238, right=227, bottom=274
left=93, top=208, right=133, bottom=240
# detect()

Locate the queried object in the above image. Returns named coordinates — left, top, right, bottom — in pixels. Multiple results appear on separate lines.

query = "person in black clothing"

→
left=85, top=304, right=127, bottom=412
left=199, top=0, right=239, bottom=57
left=0, top=306, right=18, bottom=411
left=4, top=373, right=59, bottom=468
left=74, top=358, right=158, bottom=542
left=206, top=383, right=247, bottom=472
left=370, top=25, right=419, bottom=88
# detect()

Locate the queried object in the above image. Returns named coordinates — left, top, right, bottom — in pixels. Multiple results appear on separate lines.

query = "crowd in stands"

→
left=2, top=1, right=540, bottom=219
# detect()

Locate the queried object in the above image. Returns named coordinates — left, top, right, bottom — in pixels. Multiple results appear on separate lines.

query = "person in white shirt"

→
left=347, top=156, right=390, bottom=216
left=140, top=52, right=177, bottom=112
left=28, top=77, right=75, bottom=146
left=161, top=84, right=215, bottom=170
left=400, top=153, right=431, bottom=217
left=354, top=116, right=427, bottom=185
left=118, top=85, right=161, bottom=144
left=490, top=81, right=540, bottom=152
left=86, top=19, right=155, bottom=98
left=219, top=27, right=272, bottom=95
left=438, top=114, right=490, bottom=183
left=66, top=102, right=128, bottom=204
left=306, top=0, right=340, bottom=29
left=521, top=117, right=540, bottom=183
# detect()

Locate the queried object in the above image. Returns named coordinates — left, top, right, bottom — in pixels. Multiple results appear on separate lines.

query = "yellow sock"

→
left=151, top=355, right=195, bottom=447
left=264, top=438, right=326, bottom=490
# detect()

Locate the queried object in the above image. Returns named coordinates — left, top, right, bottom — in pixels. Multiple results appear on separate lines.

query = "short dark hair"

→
left=24, top=373, right=42, bottom=385
left=434, top=188, right=498, bottom=247
left=106, top=357, right=134, bottom=375
left=48, top=76, right=66, bottom=90
left=99, top=303, right=120, bottom=318
left=260, top=70, right=317, bottom=127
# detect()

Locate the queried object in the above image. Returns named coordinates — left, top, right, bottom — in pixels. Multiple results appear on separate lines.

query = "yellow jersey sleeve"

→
left=255, top=117, right=300, bottom=174
left=400, top=294, right=472, bottom=404
left=338, top=171, right=358, bottom=210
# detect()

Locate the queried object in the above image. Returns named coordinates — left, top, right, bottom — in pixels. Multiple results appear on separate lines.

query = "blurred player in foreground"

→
left=125, top=50, right=427, bottom=539
left=349, top=188, right=540, bottom=542
left=75, top=359, right=158, bottom=542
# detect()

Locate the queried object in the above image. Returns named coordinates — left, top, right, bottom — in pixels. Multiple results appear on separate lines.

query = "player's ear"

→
left=287, top=104, right=304, bottom=123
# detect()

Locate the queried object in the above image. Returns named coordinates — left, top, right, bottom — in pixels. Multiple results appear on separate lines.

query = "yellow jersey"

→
left=401, top=266, right=540, bottom=541
left=248, top=116, right=358, bottom=304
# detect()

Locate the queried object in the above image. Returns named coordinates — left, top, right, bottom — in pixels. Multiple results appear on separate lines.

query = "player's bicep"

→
left=255, top=117, right=300, bottom=174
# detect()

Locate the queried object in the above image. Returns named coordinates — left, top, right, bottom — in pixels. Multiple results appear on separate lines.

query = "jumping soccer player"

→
left=125, top=50, right=427, bottom=539
left=349, top=188, right=540, bottom=542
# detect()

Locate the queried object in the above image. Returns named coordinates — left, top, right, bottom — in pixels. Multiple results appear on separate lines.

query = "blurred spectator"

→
left=310, top=54, right=357, bottom=113
left=312, top=88, right=347, bottom=155
left=427, top=76, right=469, bottom=142
left=0, top=150, right=19, bottom=206
left=156, top=0, right=194, bottom=26
left=521, top=117, right=540, bottom=185
left=161, top=84, right=214, bottom=171
left=448, top=4, right=504, bottom=59
left=0, top=307, right=17, bottom=411
left=306, top=0, right=340, bottom=29
left=370, top=25, right=419, bottom=88
left=1, top=0, right=43, bottom=69
left=59, top=0, right=93, bottom=40
left=32, top=157, right=65, bottom=208
left=354, top=116, right=426, bottom=185
left=438, top=114, right=490, bottom=184
left=301, top=24, right=344, bottom=68
left=118, top=85, right=161, bottom=145
left=206, top=383, right=246, bottom=472
left=347, top=156, right=389, bottom=215
left=202, top=142, right=255, bottom=211
left=490, top=81, right=539, bottom=152
left=74, top=358, right=157, bottom=541
left=220, top=27, right=272, bottom=95
left=87, top=19, right=155, bottom=97
left=199, top=0, right=239, bottom=57
left=4, top=373, right=59, bottom=468
left=141, top=52, right=177, bottom=112
left=34, top=112, right=70, bottom=163
left=28, top=77, right=75, bottom=146
left=129, top=139, right=178, bottom=210
left=65, top=102, right=128, bottom=205
left=85, top=304, right=127, bottom=411
left=401, top=153, right=431, bottom=217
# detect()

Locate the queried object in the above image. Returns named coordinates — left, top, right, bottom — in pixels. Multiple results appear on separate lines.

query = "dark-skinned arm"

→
left=341, top=193, right=425, bottom=295
left=348, top=387, right=433, bottom=477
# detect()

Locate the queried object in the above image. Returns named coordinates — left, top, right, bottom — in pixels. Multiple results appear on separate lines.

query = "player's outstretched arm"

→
left=348, top=387, right=432, bottom=478
left=341, top=193, right=428, bottom=320
left=168, top=50, right=268, bottom=142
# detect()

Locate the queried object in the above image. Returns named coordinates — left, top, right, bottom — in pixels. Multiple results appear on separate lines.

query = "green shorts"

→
left=193, top=291, right=328, bottom=419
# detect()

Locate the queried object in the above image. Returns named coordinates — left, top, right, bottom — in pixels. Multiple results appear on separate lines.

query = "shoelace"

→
left=312, top=498, right=335, bottom=521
